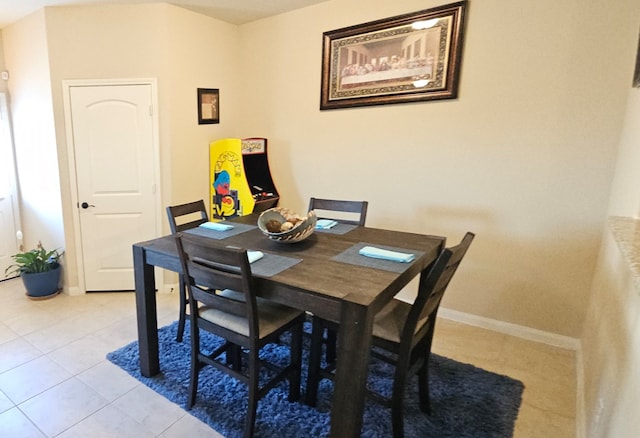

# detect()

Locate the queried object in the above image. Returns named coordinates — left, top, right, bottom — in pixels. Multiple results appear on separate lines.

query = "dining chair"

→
left=305, top=232, right=475, bottom=438
left=166, top=200, right=209, bottom=342
left=308, top=197, right=368, bottom=226
left=307, top=197, right=369, bottom=364
left=174, top=233, right=305, bottom=438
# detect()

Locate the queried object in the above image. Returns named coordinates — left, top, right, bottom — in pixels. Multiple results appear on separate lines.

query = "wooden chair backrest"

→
left=166, top=200, right=209, bottom=233
left=403, top=232, right=475, bottom=345
left=308, top=197, right=368, bottom=226
left=174, top=233, right=259, bottom=338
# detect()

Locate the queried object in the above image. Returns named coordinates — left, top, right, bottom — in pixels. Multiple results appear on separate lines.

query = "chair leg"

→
left=391, top=360, right=410, bottom=438
left=325, top=327, right=337, bottom=365
left=228, top=344, right=242, bottom=370
left=419, top=323, right=436, bottom=414
left=304, top=317, right=325, bottom=406
left=418, top=359, right=431, bottom=414
left=176, top=281, right=187, bottom=342
left=245, top=349, right=260, bottom=438
left=187, top=362, right=200, bottom=409
left=288, top=322, right=303, bottom=402
left=187, top=324, right=200, bottom=409
left=391, top=400, right=405, bottom=438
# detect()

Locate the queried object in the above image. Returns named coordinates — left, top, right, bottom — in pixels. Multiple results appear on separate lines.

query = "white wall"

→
left=237, top=0, right=639, bottom=337
left=607, top=91, right=640, bottom=217
left=2, top=10, right=64, bottom=256
left=581, top=90, right=640, bottom=437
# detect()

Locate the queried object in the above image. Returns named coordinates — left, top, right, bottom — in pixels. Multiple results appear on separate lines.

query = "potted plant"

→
left=4, top=242, right=64, bottom=300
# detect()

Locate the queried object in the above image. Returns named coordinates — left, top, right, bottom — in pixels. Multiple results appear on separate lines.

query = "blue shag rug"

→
left=107, top=321, right=524, bottom=437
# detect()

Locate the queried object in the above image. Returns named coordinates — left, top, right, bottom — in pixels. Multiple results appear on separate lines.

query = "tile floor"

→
left=0, top=278, right=576, bottom=437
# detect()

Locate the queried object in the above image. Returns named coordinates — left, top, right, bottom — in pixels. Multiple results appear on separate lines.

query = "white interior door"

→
left=68, top=83, right=159, bottom=291
left=0, top=93, right=22, bottom=277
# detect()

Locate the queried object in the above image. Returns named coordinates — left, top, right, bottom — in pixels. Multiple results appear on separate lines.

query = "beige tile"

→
left=0, top=338, right=43, bottom=374
left=57, top=404, right=156, bottom=438
left=19, top=377, right=108, bottom=437
left=159, top=413, right=225, bottom=437
left=76, top=361, right=139, bottom=402
left=23, top=319, right=89, bottom=354
left=0, top=276, right=577, bottom=437
left=0, top=322, right=18, bottom=345
left=0, top=355, right=72, bottom=404
left=2, top=307, right=60, bottom=337
left=92, top=315, right=139, bottom=351
left=499, top=336, right=576, bottom=419
left=0, top=390, right=14, bottom=414
left=432, top=318, right=507, bottom=371
left=434, top=317, right=576, bottom=438
left=0, top=407, right=46, bottom=438
left=514, top=400, right=576, bottom=438
left=47, top=334, right=120, bottom=375
left=64, top=305, right=132, bottom=335
left=110, top=384, right=187, bottom=435
left=500, top=336, right=575, bottom=385
left=31, top=293, right=94, bottom=320
left=0, top=290, right=33, bottom=321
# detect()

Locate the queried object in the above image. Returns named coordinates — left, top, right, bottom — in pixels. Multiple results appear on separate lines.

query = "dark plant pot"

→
left=22, top=266, right=61, bottom=299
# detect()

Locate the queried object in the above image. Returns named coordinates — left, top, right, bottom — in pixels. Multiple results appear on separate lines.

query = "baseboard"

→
left=64, top=285, right=84, bottom=296
left=437, top=307, right=580, bottom=350
left=438, top=307, right=585, bottom=438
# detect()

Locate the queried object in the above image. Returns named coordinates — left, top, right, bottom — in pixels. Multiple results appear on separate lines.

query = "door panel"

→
left=70, top=84, right=157, bottom=291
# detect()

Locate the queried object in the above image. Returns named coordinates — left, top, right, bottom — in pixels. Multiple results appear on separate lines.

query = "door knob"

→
left=80, top=202, right=95, bottom=209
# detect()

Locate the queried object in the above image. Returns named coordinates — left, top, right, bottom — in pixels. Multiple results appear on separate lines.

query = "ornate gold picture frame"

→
left=320, top=1, right=467, bottom=110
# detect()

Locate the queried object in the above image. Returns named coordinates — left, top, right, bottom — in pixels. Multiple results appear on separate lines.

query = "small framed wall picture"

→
left=634, top=30, right=640, bottom=88
left=197, top=88, right=220, bottom=124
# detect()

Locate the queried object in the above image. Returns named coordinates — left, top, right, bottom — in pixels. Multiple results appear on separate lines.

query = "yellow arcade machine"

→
left=209, top=137, right=279, bottom=220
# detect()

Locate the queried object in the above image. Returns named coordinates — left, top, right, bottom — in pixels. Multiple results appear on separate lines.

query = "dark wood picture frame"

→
left=634, top=30, right=640, bottom=88
left=197, top=88, right=220, bottom=124
left=320, top=1, right=467, bottom=110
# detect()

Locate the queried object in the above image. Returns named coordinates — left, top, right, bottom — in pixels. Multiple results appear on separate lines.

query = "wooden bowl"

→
left=257, top=208, right=317, bottom=243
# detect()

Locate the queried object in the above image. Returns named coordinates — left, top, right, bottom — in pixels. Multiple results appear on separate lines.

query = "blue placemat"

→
left=315, top=222, right=358, bottom=235
left=249, top=252, right=302, bottom=277
left=332, top=242, right=424, bottom=273
left=184, top=223, right=256, bottom=240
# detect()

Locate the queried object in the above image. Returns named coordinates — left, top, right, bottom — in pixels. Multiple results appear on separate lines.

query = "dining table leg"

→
left=330, top=302, right=374, bottom=437
left=133, top=244, right=160, bottom=377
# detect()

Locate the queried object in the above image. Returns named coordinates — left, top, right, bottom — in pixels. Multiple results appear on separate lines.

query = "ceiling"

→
left=0, top=0, right=329, bottom=29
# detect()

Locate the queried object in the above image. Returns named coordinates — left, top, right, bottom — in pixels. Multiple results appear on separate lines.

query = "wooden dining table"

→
left=132, top=213, right=444, bottom=437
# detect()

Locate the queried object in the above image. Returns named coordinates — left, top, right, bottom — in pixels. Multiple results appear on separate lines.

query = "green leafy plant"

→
left=4, top=242, right=64, bottom=278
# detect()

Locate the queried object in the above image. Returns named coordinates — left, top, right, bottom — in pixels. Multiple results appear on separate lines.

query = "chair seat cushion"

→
left=372, top=298, right=428, bottom=344
left=199, top=289, right=303, bottom=339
